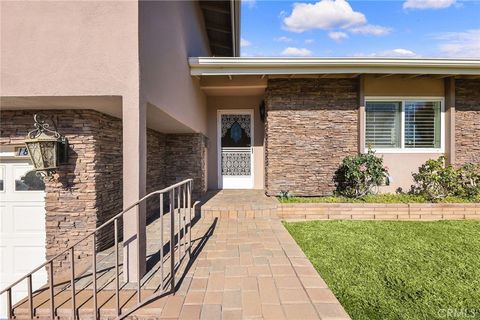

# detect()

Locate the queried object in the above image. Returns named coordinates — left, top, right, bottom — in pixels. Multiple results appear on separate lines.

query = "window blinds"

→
left=404, top=101, right=441, bottom=148
left=365, top=102, right=401, bottom=148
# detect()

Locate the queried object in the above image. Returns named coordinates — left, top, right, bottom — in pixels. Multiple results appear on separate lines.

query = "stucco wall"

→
left=265, top=78, right=359, bottom=196
left=364, top=75, right=444, bottom=97
left=364, top=75, right=446, bottom=192
left=1, top=1, right=138, bottom=99
left=206, top=95, right=265, bottom=190
left=455, top=79, right=480, bottom=165
left=139, top=1, right=210, bottom=134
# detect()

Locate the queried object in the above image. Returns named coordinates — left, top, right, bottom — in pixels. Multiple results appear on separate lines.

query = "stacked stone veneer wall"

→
left=0, top=110, right=206, bottom=274
left=146, top=130, right=166, bottom=218
left=455, top=79, right=480, bottom=165
left=0, top=110, right=123, bottom=273
left=265, top=78, right=359, bottom=196
left=165, top=133, right=208, bottom=200
left=279, top=203, right=480, bottom=220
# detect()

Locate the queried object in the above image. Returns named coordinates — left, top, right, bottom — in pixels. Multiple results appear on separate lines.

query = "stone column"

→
left=122, top=99, right=147, bottom=283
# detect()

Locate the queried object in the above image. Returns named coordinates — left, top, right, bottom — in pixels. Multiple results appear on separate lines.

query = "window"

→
left=14, top=166, right=45, bottom=191
left=365, top=98, right=443, bottom=152
left=404, top=101, right=441, bottom=149
left=366, top=102, right=401, bottom=148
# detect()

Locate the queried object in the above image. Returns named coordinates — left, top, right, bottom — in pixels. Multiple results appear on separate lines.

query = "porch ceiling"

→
left=189, top=57, right=480, bottom=77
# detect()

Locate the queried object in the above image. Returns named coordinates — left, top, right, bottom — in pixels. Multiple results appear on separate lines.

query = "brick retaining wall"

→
left=279, top=203, right=480, bottom=220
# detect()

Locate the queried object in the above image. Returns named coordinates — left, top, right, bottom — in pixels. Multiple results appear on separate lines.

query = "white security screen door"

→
left=0, top=160, right=47, bottom=318
left=218, top=110, right=254, bottom=189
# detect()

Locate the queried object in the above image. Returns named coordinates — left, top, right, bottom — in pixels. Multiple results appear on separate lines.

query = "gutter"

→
left=189, top=57, right=480, bottom=76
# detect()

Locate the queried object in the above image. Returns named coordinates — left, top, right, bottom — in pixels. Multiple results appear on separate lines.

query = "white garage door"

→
left=0, top=160, right=47, bottom=318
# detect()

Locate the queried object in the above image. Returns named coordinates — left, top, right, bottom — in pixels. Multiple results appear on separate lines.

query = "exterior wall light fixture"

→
left=24, top=114, right=68, bottom=176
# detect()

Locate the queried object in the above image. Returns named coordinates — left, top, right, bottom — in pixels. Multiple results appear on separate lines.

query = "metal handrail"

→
left=1, top=178, right=195, bottom=319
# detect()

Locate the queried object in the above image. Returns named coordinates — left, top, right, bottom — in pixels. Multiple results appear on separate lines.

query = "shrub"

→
left=334, top=149, right=389, bottom=198
left=278, top=190, right=294, bottom=200
left=410, top=156, right=480, bottom=201
left=457, top=163, right=480, bottom=199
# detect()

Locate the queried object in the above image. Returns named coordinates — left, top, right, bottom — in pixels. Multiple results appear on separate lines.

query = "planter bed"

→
left=279, top=202, right=480, bottom=220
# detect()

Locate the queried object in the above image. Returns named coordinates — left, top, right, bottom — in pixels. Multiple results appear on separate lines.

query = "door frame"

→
left=217, top=109, right=254, bottom=189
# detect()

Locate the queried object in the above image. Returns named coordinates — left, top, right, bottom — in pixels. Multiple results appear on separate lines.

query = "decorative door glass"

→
left=221, top=114, right=251, bottom=177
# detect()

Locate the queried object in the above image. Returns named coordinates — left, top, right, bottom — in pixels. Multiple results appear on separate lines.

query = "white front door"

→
left=218, top=110, right=254, bottom=189
left=0, top=160, right=47, bottom=318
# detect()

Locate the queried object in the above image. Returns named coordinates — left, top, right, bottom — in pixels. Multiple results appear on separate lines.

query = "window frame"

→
left=364, top=96, right=445, bottom=154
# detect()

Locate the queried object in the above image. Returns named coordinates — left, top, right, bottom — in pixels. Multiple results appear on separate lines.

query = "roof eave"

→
left=189, top=57, right=480, bottom=76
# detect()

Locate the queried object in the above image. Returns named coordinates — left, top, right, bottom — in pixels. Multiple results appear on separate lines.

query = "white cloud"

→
left=383, top=48, right=418, bottom=57
left=435, top=29, right=480, bottom=58
left=328, top=31, right=348, bottom=41
left=403, top=0, right=456, bottom=10
left=281, top=47, right=313, bottom=56
left=305, top=39, right=315, bottom=44
left=282, top=0, right=390, bottom=38
left=373, top=48, right=418, bottom=57
left=349, top=24, right=391, bottom=36
left=240, top=38, right=251, bottom=48
left=355, top=48, right=418, bottom=57
left=283, top=0, right=366, bottom=33
left=274, top=36, right=293, bottom=43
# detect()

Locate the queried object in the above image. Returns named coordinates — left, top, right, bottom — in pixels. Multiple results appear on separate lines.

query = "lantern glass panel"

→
left=25, top=141, right=44, bottom=169
left=40, top=141, right=57, bottom=169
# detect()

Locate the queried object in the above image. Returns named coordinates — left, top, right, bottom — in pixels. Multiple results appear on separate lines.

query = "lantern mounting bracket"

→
left=28, top=114, right=62, bottom=140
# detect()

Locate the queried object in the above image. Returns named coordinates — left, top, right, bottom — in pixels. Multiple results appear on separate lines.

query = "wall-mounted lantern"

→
left=24, top=114, right=68, bottom=176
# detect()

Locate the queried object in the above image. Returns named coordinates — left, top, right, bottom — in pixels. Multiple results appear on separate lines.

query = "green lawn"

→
left=284, top=220, right=480, bottom=320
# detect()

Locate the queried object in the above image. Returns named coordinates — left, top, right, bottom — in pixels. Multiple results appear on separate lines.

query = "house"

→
left=1, top=0, right=479, bottom=317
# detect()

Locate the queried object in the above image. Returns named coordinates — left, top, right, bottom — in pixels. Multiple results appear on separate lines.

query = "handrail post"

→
left=177, top=185, right=181, bottom=263
left=188, top=180, right=192, bottom=255
left=114, top=218, right=120, bottom=316
left=137, top=202, right=142, bottom=304
left=160, top=193, right=164, bottom=291
left=170, top=188, right=175, bottom=293
left=92, top=234, right=97, bottom=319
left=7, top=288, right=12, bottom=320
left=49, top=261, right=55, bottom=319
left=182, top=184, right=186, bottom=259
left=70, top=247, right=76, bottom=320
left=27, top=274, right=33, bottom=319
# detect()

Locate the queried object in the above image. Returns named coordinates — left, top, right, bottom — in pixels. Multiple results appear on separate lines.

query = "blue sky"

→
left=240, top=0, right=480, bottom=57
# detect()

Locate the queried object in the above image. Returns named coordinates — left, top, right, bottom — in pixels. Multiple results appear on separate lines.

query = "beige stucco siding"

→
left=139, top=1, right=210, bottom=134
left=1, top=1, right=139, bottom=98
left=207, top=95, right=265, bottom=190
left=363, top=75, right=444, bottom=97
left=363, top=75, right=445, bottom=192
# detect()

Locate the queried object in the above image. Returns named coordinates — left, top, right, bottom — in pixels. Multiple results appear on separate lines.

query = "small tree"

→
left=334, top=149, right=389, bottom=198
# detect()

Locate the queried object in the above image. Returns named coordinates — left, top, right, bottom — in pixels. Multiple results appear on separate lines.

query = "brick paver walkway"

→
left=136, top=216, right=351, bottom=319
left=13, top=191, right=351, bottom=319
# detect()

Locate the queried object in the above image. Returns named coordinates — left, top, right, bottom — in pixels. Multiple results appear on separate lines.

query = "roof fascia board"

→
left=189, top=57, right=480, bottom=76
